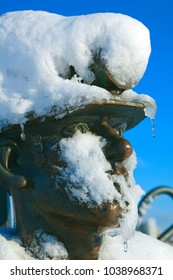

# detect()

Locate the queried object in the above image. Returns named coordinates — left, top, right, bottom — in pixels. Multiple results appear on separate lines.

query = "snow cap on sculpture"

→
left=0, top=10, right=154, bottom=129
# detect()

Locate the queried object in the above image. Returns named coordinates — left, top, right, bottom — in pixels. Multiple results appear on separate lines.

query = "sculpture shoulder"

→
left=0, top=228, right=34, bottom=260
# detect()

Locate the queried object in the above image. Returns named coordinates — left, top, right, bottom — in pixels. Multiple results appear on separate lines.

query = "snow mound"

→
left=0, top=228, right=33, bottom=260
left=0, top=11, right=151, bottom=127
left=1, top=228, right=173, bottom=260
left=99, top=231, right=173, bottom=260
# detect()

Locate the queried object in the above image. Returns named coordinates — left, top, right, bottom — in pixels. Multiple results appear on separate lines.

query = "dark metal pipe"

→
left=138, top=186, right=173, bottom=244
left=158, top=224, right=173, bottom=242
left=0, top=186, right=7, bottom=226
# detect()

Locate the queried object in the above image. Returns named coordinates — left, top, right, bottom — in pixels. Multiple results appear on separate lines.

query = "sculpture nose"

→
left=101, top=121, right=133, bottom=163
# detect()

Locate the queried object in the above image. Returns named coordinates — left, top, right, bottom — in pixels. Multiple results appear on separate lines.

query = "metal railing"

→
left=138, top=186, right=173, bottom=244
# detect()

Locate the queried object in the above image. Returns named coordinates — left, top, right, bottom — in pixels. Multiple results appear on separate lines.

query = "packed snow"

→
left=0, top=10, right=155, bottom=128
left=0, top=228, right=173, bottom=260
left=57, top=131, right=143, bottom=241
left=119, top=89, right=156, bottom=120
left=0, top=228, right=33, bottom=260
left=26, top=230, right=68, bottom=260
left=58, top=132, right=121, bottom=206
left=99, top=231, right=173, bottom=260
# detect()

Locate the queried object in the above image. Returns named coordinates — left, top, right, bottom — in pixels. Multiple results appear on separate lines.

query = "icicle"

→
left=20, top=124, right=25, bottom=140
left=124, top=241, right=128, bottom=253
left=151, top=119, right=156, bottom=138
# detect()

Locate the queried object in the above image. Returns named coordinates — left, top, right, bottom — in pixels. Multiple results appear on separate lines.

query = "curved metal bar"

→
left=138, top=185, right=173, bottom=218
left=138, top=186, right=173, bottom=244
left=158, top=224, right=173, bottom=243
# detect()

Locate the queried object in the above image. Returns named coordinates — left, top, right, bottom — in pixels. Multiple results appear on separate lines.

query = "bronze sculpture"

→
left=0, top=97, right=146, bottom=259
left=1, top=11, right=173, bottom=261
left=0, top=10, right=155, bottom=259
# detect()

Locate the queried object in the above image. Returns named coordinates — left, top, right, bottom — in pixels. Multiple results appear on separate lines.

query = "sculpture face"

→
left=0, top=102, right=145, bottom=259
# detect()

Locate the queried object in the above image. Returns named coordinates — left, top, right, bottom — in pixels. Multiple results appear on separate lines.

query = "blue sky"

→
left=0, top=0, right=173, bottom=228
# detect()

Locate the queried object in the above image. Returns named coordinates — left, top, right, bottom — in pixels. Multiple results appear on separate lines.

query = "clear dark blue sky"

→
left=0, top=0, right=173, bottom=226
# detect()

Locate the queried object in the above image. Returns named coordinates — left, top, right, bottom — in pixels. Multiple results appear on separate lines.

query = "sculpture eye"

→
left=114, top=127, right=122, bottom=137
left=75, top=123, right=90, bottom=133
left=61, top=123, right=90, bottom=137
left=0, top=140, right=19, bottom=169
left=114, top=122, right=127, bottom=137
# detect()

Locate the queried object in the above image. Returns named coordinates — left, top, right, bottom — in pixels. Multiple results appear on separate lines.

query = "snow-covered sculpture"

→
left=0, top=11, right=172, bottom=260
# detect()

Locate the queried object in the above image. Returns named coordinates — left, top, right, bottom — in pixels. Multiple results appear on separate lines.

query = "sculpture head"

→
left=0, top=100, right=146, bottom=259
left=0, top=9, right=158, bottom=260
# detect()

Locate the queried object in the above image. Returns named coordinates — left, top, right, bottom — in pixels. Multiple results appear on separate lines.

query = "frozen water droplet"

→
left=151, top=119, right=156, bottom=138
left=124, top=241, right=128, bottom=253
left=20, top=124, right=25, bottom=140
